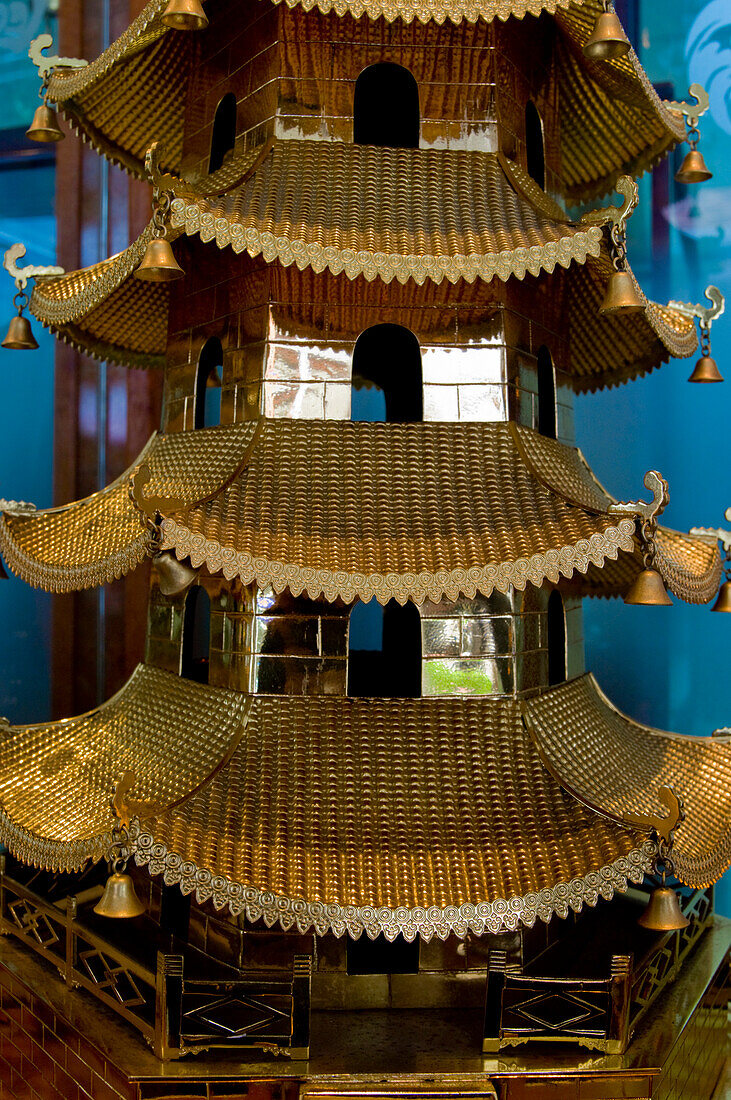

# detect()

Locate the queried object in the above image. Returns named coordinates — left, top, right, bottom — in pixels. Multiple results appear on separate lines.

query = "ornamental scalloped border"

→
left=168, top=193, right=605, bottom=286
left=160, top=515, right=637, bottom=605
left=129, top=821, right=654, bottom=940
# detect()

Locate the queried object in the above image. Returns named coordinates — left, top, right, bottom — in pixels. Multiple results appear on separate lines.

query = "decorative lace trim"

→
left=0, top=807, right=110, bottom=873
left=168, top=194, right=604, bottom=286
left=0, top=520, right=148, bottom=593
left=130, top=823, right=653, bottom=940
left=656, top=539, right=723, bottom=605
left=160, top=516, right=637, bottom=605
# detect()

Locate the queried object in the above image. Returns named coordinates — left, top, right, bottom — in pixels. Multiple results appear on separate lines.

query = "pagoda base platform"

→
left=0, top=922, right=728, bottom=1100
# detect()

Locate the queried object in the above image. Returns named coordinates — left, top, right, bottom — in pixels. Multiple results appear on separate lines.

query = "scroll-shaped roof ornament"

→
left=3, top=243, right=64, bottom=291
left=607, top=469, right=668, bottom=522
left=664, top=83, right=710, bottom=131
left=579, top=175, right=639, bottom=232
left=28, top=34, right=87, bottom=78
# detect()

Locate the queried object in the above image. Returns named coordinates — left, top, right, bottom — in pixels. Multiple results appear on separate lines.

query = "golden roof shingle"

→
left=0, top=422, right=720, bottom=603
left=0, top=664, right=251, bottom=872
left=29, top=143, right=697, bottom=384
left=45, top=0, right=684, bottom=200
left=0, top=665, right=654, bottom=938
left=0, top=423, right=257, bottom=592
left=523, top=675, right=731, bottom=888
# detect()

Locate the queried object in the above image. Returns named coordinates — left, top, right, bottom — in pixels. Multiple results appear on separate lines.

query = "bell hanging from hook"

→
left=624, top=567, right=673, bottom=605
left=688, top=321, right=723, bottom=382
left=638, top=883, right=689, bottom=931
left=154, top=550, right=199, bottom=597
left=583, top=3, right=631, bottom=61
left=675, top=145, right=712, bottom=185
left=162, top=0, right=209, bottom=30
left=94, top=870, right=145, bottom=919
left=599, top=269, right=644, bottom=314
left=712, top=579, right=731, bottom=612
left=26, top=102, right=65, bottom=143
left=135, top=238, right=185, bottom=282
left=2, top=291, right=39, bottom=351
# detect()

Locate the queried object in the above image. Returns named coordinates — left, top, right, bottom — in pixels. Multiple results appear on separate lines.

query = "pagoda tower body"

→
left=0, top=1, right=729, bottom=1097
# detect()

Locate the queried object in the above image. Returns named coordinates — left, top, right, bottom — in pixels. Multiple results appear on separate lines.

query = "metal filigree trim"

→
left=160, top=515, right=637, bottom=605
left=129, top=822, right=654, bottom=940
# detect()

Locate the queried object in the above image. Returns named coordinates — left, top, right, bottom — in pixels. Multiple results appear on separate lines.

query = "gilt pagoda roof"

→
left=28, top=144, right=698, bottom=389
left=0, top=664, right=728, bottom=939
left=46, top=0, right=684, bottom=201
left=0, top=421, right=722, bottom=605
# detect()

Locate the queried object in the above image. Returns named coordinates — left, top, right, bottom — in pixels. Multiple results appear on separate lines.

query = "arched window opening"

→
left=547, top=590, right=566, bottom=687
left=348, top=598, right=422, bottom=698
left=353, top=63, right=419, bottom=149
left=525, top=101, right=546, bottom=191
left=347, top=933, right=420, bottom=976
left=209, top=92, right=237, bottom=174
left=351, top=324, right=422, bottom=423
left=181, top=586, right=211, bottom=684
left=194, top=337, right=223, bottom=429
left=536, top=345, right=556, bottom=439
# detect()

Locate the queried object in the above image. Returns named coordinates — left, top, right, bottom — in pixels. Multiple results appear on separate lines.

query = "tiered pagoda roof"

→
left=0, top=663, right=728, bottom=939
left=0, top=422, right=721, bottom=603
left=45, top=0, right=685, bottom=200
left=28, top=147, right=698, bottom=388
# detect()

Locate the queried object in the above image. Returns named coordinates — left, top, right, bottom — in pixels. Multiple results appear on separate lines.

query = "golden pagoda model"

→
left=0, top=1, right=729, bottom=1096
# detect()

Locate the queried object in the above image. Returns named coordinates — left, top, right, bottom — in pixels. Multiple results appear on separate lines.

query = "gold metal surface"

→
left=0, top=663, right=251, bottom=871
left=125, top=686, right=652, bottom=937
left=522, top=674, right=731, bottom=889
left=2, top=312, right=38, bottom=351
left=93, top=872, right=146, bottom=918
left=25, top=152, right=698, bottom=382
left=0, top=423, right=256, bottom=592
left=153, top=550, right=199, bottom=596
left=134, top=237, right=184, bottom=281
left=637, top=886, right=689, bottom=932
left=159, top=421, right=637, bottom=606
left=25, top=103, right=64, bottom=142
left=161, top=0, right=209, bottom=30
left=688, top=355, right=723, bottom=383
left=40, top=0, right=686, bottom=203
left=599, top=270, right=644, bottom=313
left=582, top=9, right=630, bottom=62
left=674, top=148, right=713, bottom=184
left=623, top=567, right=673, bottom=606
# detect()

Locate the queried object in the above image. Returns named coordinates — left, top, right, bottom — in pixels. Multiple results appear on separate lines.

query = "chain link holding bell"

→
left=2, top=290, right=39, bottom=351
left=624, top=517, right=673, bottom=605
left=599, top=223, right=644, bottom=314
left=135, top=191, right=185, bottom=282
left=675, top=123, right=712, bottom=185
left=94, top=820, right=145, bottom=919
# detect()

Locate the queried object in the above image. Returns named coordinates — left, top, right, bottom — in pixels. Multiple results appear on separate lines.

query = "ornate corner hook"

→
left=112, top=770, right=161, bottom=829
left=144, top=141, right=200, bottom=204
left=29, top=34, right=87, bottom=79
left=3, top=244, right=64, bottom=290
left=668, top=285, right=725, bottom=329
left=623, top=786, right=684, bottom=847
left=579, top=175, right=639, bottom=231
left=129, top=463, right=186, bottom=519
left=608, top=470, right=669, bottom=522
left=665, top=83, right=710, bottom=130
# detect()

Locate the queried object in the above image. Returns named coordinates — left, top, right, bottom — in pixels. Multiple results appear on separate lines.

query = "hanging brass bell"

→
left=93, top=871, right=145, bottom=919
left=26, top=103, right=65, bottom=143
left=599, top=270, right=645, bottom=314
left=161, top=0, right=209, bottom=30
left=675, top=148, right=712, bottom=185
left=688, top=355, right=723, bottom=383
left=583, top=11, right=631, bottom=61
left=2, top=313, right=39, bottom=351
left=637, top=885, right=689, bottom=931
left=624, top=568, right=673, bottom=606
left=135, top=238, right=185, bottom=282
left=154, top=550, right=199, bottom=597
left=712, top=580, right=731, bottom=613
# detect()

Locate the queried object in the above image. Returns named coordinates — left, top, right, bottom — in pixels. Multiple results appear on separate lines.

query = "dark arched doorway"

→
left=194, top=337, right=223, bottom=429
left=347, top=598, right=422, bottom=698
left=351, top=324, right=422, bottom=423
left=525, top=101, right=546, bottom=191
left=353, top=63, right=420, bottom=149
left=537, top=345, right=556, bottom=439
left=547, top=589, right=566, bottom=687
left=181, top=586, right=211, bottom=684
left=209, top=92, right=237, bottom=174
